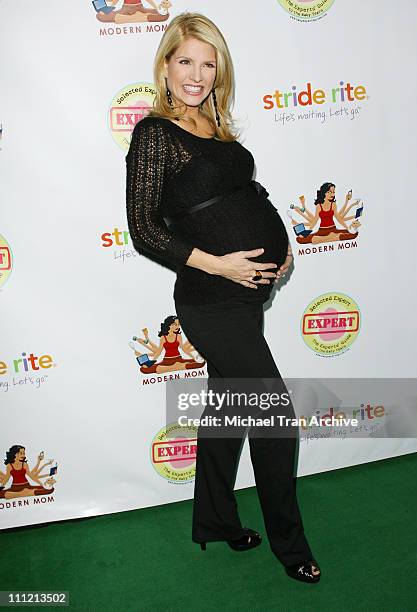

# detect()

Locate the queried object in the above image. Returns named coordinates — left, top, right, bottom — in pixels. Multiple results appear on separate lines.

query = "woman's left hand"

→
left=275, top=249, right=293, bottom=282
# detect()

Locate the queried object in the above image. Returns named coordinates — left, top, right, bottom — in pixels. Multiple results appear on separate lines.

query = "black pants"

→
left=175, top=294, right=313, bottom=566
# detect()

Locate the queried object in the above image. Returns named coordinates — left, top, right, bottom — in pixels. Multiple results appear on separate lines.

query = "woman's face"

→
left=163, top=37, right=217, bottom=112
left=326, top=186, right=335, bottom=201
left=15, top=447, right=25, bottom=462
left=170, top=319, right=181, bottom=333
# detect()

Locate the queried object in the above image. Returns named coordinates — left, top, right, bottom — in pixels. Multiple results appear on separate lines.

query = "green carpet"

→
left=1, top=453, right=416, bottom=611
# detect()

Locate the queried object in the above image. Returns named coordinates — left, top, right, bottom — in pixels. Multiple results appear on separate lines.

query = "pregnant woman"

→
left=126, top=11, right=321, bottom=584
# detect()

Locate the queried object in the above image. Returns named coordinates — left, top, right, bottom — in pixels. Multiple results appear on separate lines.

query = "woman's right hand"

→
left=211, top=248, right=278, bottom=289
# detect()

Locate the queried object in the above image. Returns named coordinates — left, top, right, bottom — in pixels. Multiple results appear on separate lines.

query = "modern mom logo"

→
left=286, top=182, right=364, bottom=256
left=276, top=0, right=336, bottom=22
left=93, top=0, right=172, bottom=36
left=0, top=352, right=57, bottom=393
left=0, top=445, right=58, bottom=509
left=129, top=317, right=206, bottom=386
left=0, top=233, right=13, bottom=290
left=301, top=292, right=360, bottom=357
left=109, top=82, right=156, bottom=150
left=150, top=422, right=197, bottom=484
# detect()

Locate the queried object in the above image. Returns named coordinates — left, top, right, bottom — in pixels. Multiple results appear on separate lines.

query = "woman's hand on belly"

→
left=209, top=247, right=278, bottom=290
left=183, top=246, right=279, bottom=290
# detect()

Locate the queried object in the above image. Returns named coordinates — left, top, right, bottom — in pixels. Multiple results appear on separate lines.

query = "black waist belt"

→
left=163, top=179, right=270, bottom=228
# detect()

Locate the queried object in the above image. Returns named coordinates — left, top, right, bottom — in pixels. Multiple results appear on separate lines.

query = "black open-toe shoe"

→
left=199, top=527, right=262, bottom=552
left=285, top=559, right=321, bottom=583
left=227, top=527, right=262, bottom=551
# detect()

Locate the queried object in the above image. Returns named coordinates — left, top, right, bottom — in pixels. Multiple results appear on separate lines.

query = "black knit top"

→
left=125, top=116, right=289, bottom=305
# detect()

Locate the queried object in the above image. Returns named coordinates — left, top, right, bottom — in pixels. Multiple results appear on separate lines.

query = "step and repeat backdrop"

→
left=1, top=0, right=416, bottom=528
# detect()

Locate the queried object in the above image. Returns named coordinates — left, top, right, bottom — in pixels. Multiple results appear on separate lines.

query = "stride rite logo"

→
left=101, top=227, right=131, bottom=247
left=0, top=353, right=55, bottom=375
left=100, top=227, right=138, bottom=263
left=300, top=404, right=385, bottom=430
left=263, top=81, right=367, bottom=110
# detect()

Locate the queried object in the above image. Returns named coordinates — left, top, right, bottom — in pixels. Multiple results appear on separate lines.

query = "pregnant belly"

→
left=176, top=187, right=289, bottom=268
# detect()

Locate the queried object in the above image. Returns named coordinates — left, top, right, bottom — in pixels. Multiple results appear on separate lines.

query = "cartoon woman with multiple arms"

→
left=0, top=446, right=56, bottom=499
left=288, top=182, right=363, bottom=244
left=96, top=0, right=171, bottom=24
left=129, top=317, right=205, bottom=374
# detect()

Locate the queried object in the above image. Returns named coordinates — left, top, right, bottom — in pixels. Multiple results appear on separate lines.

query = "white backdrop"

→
left=1, top=0, right=416, bottom=529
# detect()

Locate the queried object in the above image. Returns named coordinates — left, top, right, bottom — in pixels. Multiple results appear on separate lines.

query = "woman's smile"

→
left=182, top=84, right=205, bottom=96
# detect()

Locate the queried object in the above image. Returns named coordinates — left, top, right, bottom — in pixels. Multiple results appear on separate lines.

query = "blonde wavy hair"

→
left=147, top=11, right=240, bottom=142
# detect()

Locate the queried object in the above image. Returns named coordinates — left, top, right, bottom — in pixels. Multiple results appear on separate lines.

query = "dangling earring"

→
left=212, top=88, right=220, bottom=127
left=166, top=78, right=179, bottom=120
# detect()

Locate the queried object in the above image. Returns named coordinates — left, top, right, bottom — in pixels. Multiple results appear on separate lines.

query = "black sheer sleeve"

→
left=125, top=119, right=195, bottom=269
